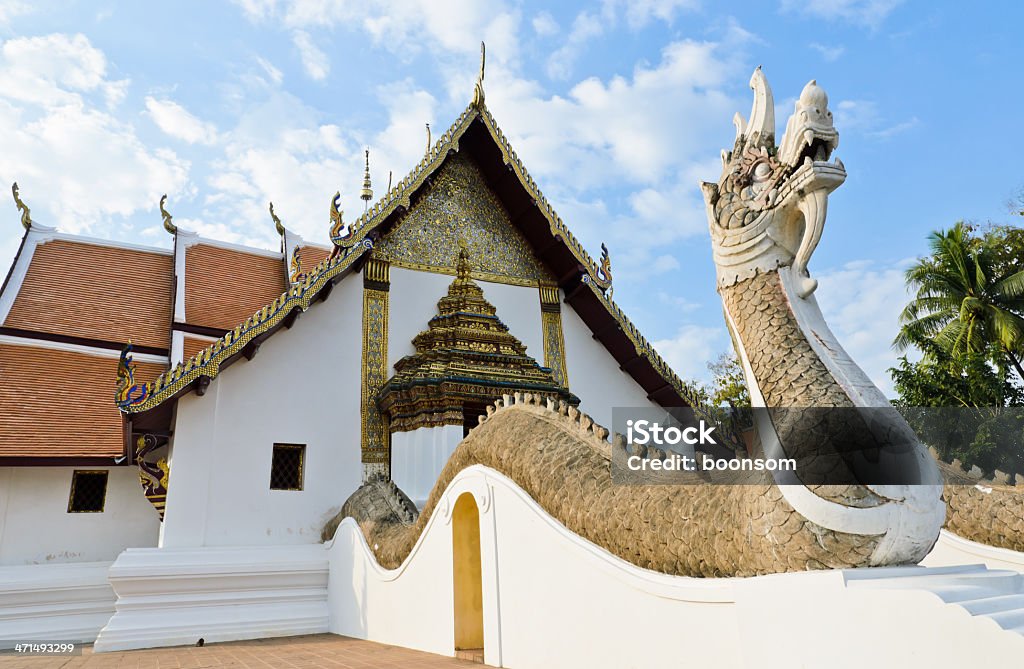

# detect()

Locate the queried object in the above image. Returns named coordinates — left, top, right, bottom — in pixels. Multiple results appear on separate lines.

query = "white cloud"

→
left=0, top=34, right=189, bottom=234
left=780, top=0, right=904, bottom=28
left=547, top=11, right=605, bottom=80
left=653, top=324, right=727, bottom=384
left=610, top=0, right=702, bottom=30
left=0, top=1, right=30, bottom=27
left=532, top=11, right=558, bottom=37
left=256, top=56, right=284, bottom=85
left=145, top=97, right=218, bottom=145
left=814, top=258, right=914, bottom=397
left=292, top=30, right=329, bottom=80
left=809, top=42, right=845, bottom=61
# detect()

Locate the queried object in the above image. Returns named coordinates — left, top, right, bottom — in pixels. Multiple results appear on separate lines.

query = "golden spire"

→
left=425, top=123, right=431, bottom=155
left=472, top=41, right=486, bottom=108
left=11, top=182, right=31, bottom=230
left=360, top=148, right=373, bottom=208
left=269, top=201, right=285, bottom=237
left=159, top=194, right=177, bottom=235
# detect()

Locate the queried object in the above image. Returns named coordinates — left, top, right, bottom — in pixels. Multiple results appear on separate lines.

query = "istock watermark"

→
left=609, top=406, right=980, bottom=486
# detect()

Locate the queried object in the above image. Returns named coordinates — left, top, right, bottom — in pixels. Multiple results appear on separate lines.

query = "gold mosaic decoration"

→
left=539, top=282, right=569, bottom=387
left=373, top=154, right=552, bottom=287
left=361, top=258, right=390, bottom=467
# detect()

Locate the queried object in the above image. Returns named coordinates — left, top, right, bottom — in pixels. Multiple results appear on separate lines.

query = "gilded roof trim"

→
left=117, top=241, right=370, bottom=413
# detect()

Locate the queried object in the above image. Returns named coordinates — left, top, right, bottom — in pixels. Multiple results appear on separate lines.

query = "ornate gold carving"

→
left=270, top=201, right=285, bottom=237
left=159, top=194, right=176, bottom=235
left=289, top=246, right=302, bottom=283
left=360, top=148, right=373, bottom=204
left=538, top=282, right=569, bottom=387
left=377, top=249, right=575, bottom=433
left=11, top=182, right=31, bottom=230
left=136, top=434, right=169, bottom=520
left=374, top=154, right=553, bottom=287
left=472, top=41, right=485, bottom=108
left=361, top=261, right=390, bottom=466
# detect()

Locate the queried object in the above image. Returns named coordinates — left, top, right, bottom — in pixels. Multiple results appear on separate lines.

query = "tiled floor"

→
left=0, top=635, right=482, bottom=668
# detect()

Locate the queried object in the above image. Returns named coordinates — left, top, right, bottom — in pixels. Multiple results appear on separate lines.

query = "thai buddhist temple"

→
left=1, top=52, right=1023, bottom=668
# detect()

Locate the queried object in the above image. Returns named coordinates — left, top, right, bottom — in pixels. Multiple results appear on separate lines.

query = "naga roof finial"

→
left=597, top=243, right=613, bottom=300
left=159, top=195, right=177, bottom=235
left=387, top=170, right=393, bottom=193
left=360, top=148, right=373, bottom=208
left=425, top=123, right=431, bottom=155
left=11, top=182, right=31, bottom=230
left=329, top=191, right=345, bottom=241
left=472, top=41, right=486, bottom=109
left=269, top=201, right=285, bottom=237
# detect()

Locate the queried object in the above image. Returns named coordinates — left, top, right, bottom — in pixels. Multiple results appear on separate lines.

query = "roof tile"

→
left=185, top=244, right=285, bottom=330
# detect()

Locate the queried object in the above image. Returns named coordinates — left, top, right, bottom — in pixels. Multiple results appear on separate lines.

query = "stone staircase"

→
left=844, top=564, right=1024, bottom=635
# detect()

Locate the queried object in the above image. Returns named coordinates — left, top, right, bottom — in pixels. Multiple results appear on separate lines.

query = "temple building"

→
left=1, top=54, right=1023, bottom=668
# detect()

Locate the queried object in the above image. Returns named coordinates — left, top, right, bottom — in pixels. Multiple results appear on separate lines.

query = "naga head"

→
left=701, top=68, right=845, bottom=298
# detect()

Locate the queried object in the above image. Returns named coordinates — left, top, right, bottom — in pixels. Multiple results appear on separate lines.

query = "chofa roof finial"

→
left=159, top=194, right=177, bottom=235
left=472, top=41, right=486, bottom=108
left=11, top=182, right=31, bottom=230
left=269, top=201, right=285, bottom=237
left=329, top=191, right=344, bottom=241
left=425, top=122, right=431, bottom=155
left=360, top=148, right=373, bottom=208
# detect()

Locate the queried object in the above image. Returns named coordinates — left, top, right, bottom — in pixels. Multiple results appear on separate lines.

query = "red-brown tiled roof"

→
left=182, top=335, right=214, bottom=363
left=0, top=344, right=165, bottom=458
left=4, top=240, right=173, bottom=349
left=185, top=243, right=285, bottom=330
left=297, top=245, right=330, bottom=273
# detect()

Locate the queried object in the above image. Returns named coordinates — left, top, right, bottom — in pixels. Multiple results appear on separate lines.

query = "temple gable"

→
left=373, top=153, right=554, bottom=287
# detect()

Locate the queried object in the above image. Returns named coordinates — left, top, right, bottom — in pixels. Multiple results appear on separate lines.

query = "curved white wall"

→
left=0, top=467, right=158, bottom=565
left=923, top=529, right=1024, bottom=573
left=327, top=465, right=1024, bottom=669
left=161, top=275, right=364, bottom=548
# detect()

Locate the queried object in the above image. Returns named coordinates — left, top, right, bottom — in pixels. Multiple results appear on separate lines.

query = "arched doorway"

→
left=452, top=492, right=484, bottom=661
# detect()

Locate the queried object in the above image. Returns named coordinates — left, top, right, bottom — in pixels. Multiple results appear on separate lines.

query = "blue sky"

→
left=1, top=1, right=1021, bottom=395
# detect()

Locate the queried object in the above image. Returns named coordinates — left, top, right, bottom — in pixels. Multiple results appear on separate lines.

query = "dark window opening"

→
left=271, top=444, right=305, bottom=490
left=68, top=470, right=108, bottom=513
left=463, top=404, right=488, bottom=438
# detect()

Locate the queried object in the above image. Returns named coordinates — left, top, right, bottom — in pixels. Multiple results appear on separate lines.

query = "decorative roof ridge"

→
left=116, top=240, right=371, bottom=413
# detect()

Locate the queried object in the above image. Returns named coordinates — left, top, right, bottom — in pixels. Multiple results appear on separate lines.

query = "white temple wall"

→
left=387, top=267, right=543, bottom=370
left=391, top=425, right=464, bottom=509
left=160, top=275, right=363, bottom=548
left=0, top=467, right=158, bottom=565
left=560, top=304, right=663, bottom=430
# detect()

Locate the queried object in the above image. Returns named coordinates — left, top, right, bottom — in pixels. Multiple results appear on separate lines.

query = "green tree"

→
left=894, top=222, right=1024, bottom=381
left=706, top=351, right=750, bottom=409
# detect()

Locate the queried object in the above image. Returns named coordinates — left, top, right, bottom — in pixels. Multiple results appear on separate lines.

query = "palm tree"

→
left=894, top=222, right=1024, bottom=382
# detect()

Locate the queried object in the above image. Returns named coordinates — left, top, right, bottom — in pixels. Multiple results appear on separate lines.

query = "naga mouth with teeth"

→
left=701, top=68, right=846, bottom=297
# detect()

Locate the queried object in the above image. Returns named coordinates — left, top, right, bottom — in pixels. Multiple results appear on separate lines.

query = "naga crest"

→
left=701, top=68, right=845, bottom=298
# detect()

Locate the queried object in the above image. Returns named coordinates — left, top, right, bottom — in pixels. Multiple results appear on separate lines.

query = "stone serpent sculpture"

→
left=329, top=69, right=1024, bottom=576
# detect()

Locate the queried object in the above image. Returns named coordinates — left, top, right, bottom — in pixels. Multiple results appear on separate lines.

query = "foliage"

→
left=706, top=351, right=750, bottom=410
left=891, top=221, right=1024, bottom=474
left=894, top=222, right=1024, bottom=382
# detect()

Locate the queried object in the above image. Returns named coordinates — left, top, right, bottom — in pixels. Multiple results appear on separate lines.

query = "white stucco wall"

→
left=0, top=467, right=158, bottom=565
left=327, top=465, right=1024, bottom=669
left=391, top=425, right=463, bottom=509
left=160, top=274, right=364, bottom=548
left=560, top=302, right=663, bottom=429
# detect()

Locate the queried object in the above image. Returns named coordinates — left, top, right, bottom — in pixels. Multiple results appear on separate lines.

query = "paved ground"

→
left=0, top=635, right=480, bottom=669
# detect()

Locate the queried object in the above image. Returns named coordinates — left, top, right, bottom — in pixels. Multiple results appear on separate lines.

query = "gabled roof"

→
left=117, top=98, right=711, bottom=422
left=185, top=242, right=286, bottom=331
left=5, top=238, right=173, bottom=350
left=0, top=342, right=165, bottom=460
